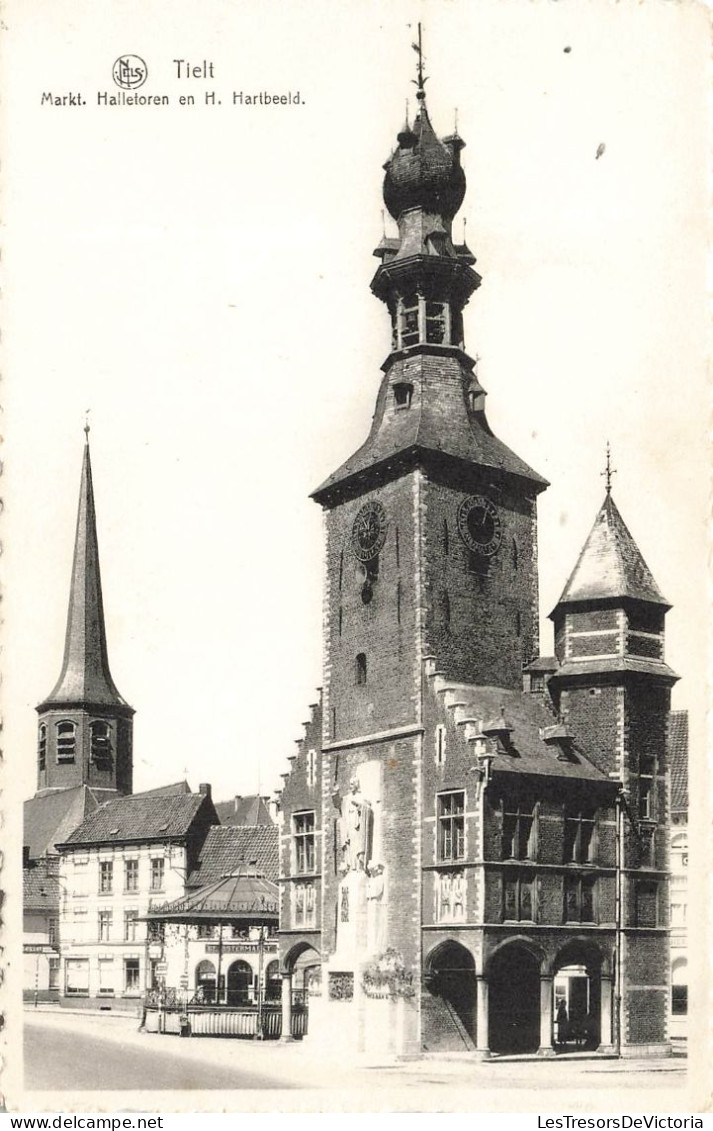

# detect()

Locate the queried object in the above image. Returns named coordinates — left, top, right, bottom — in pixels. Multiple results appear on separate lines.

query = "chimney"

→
left=199, top=782, right=211, bottom=799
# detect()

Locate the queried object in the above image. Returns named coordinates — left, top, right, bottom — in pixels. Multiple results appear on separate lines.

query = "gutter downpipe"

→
left=614, top=789, right=624, bottom=1057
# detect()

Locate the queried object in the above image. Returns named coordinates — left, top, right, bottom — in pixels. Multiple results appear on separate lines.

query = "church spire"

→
left=40, top=434, right=129, bottom=709
left=35, top=434, right=133, bottom=796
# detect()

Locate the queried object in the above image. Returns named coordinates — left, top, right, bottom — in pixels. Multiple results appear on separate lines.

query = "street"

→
left=22, top=1009, right=690, bottom=1110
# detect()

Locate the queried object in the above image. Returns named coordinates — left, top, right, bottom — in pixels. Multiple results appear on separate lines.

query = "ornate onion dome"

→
left=383, top=98, right=466, bottom=222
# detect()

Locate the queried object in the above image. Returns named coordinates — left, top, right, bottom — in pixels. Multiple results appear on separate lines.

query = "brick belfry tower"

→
left=34, top=429, right=134, bottom=797
left=284, top=37, right=547, bottom=1056
left=278, top=35, right=675, bottom=1061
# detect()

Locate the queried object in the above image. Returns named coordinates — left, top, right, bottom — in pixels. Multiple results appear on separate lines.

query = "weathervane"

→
left=601, top=441, right=617, bottom=495
left=84, top=409, right=91, bottom=440
left=411, top=22, right=427, bottom=98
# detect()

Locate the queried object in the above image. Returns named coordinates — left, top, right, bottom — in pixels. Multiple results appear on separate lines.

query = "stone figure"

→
left=452, top=871, right=465, bottom=920
left=335, top=779, right=373, bottom=873
left=366, top=861, right=387, bottom=952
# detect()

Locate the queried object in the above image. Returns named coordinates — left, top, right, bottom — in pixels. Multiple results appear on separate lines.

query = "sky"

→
left=4, top=0, right=709, bottom=809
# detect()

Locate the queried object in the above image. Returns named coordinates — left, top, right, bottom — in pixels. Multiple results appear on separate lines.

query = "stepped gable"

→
left=186, top=824, right=279, bottom=887
left=275, top=694, right=322, bottom=810
left=669, top=710, right=688, bottom=817
left=430, top=676, right=610, bottom=782
left=555, top=493, right=669, bottom=610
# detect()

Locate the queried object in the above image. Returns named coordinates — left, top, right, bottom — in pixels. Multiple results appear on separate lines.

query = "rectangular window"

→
left=438, top=791, right=465, bottom=862
left=564, top=875, right=597, bottom=923
left=124, top=859, right=139, bottom=892
left=65, top=958, right=89, bottom=996
left=294, top=811, right=316, bottom=874
left=98, top=959, right=115, bottom=995
left=99, top=861, right=113, bottom=894
left=639, top=781, right=653, bottom=821
left=124, top=910, right=139, bottom=942
left=48, top=957, right=60, bottom=991
left=503, top=797, right=538, bottom=860
left=635, top=882, right=658, bottom=928
left=425, top=301, right=446, bottom=344
left=671, top=985, right=688, bottom=1016
left=124, top=958, right=141, bottom=995
left=98, top=910, right=113, bottom=942
left=294, top=882, right=316, bottom=928
left=47, top=918, right=58, bottom=948
left=150, top=858, right=165, bottom=892
left=563, top=807, right=597, bottom=863
left=503, top=873, right=536, bottom=922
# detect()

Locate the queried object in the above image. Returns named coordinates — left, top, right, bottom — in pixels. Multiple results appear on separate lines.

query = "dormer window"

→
left=56, top=721, right=76, bottom=763
left=90, top=720, right=112, bottom=764
left=38, top=724, right=47, bottom=771
left=393, top=381, right=413, bottom=409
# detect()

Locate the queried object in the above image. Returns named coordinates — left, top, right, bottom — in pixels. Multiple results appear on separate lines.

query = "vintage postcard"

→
left=2, top=0, right=710, bottom=1115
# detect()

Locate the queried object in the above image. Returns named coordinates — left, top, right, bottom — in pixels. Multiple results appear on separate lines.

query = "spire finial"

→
left=411, top=22, right=428, bottom=99
left=601, top=441, right=617, bottom=496
left=84, top=409, right=91, bottom=442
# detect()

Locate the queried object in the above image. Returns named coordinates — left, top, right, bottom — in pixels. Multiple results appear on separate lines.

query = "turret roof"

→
left=553, top=493, right=669, bottom=611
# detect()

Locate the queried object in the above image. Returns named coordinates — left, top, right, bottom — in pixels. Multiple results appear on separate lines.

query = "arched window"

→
left=355, top=653, right=367, bottom=685
left=90, top=720, right=112, bottom=764
left=396, top=580, right=402, bottom=625
left=443, top=519, right=449, bottom=557
left=512, top=538, right=518, bottom=570
left=441, top=589, right=451, bottom=630
left=56, top=721, right=76, bottom=763
left=38, top=724, right=47, bottom=771
left=265, top=960, right=281, bottom=1001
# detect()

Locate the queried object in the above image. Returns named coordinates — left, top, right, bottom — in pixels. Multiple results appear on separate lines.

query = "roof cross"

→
left=601, top=441, right=617, bottom=495
left=411, top=22, right=427, bottom=97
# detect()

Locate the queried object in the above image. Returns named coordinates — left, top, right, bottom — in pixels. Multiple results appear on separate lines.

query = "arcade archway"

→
left=423, top=940, right=477, bottom=1051
left=553, top=940, right=607, bottom=1052
left=488, top=942, right=541, bottom=1054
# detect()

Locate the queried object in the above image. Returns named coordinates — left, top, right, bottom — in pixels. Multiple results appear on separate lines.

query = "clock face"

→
left=457, top=495, right=502, bottom=556
left=352, top=500, right=388, bottom=562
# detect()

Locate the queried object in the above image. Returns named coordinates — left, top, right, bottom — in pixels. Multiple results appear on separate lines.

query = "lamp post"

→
left=255, top=923, right=265, bottom=1040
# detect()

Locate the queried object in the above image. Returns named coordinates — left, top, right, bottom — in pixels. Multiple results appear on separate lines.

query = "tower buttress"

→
left=35, top=433, right=134, bottom=794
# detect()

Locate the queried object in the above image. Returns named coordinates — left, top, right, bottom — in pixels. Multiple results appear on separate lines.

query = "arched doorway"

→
left=552, top=941, right=605, bottom=1051
left=488, top=942, right=541, bottom=1054
left=423, top=941, right=476, bottom=1051
left=265, top=959, right=281, bottom=1002
left=195, top=959, right=216, bottom=1003
left=286, top=943, right=322, bottom=1001
left=226, top=960, right=252, bottom=1005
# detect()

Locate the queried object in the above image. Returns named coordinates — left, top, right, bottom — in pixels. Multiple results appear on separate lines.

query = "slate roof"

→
left=443, top=684, right=613, bottom=785
left=312, top=353, right=547, bottom=504
left=23, top=858, right=60, bottom=912
left=187, top=825, right=279, bottom=888
left=145, top=872, right=278, bottom=922
left=554, top=493, right=669, bottom=611
left=23, top=785, right=120, bottom=859
left=552, top=656, right=678, bottom=683
left=38, top=441, right=131, bottom=711
left=214, top=795, right=273, bottom=826
left=60, top=791, right=214, bottom=848
left=669, top=710, right=688, bottom=816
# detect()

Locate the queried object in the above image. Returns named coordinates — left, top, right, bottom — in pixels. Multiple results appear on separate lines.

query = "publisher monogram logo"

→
left=112, top=55, right=147, bottom=90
